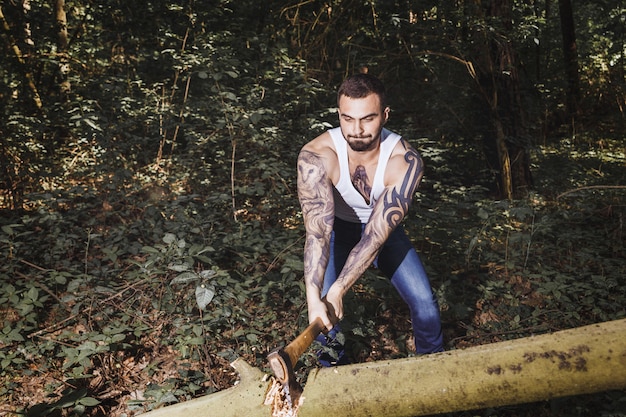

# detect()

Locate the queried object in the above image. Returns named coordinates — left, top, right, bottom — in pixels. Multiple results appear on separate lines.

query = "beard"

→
left=345, top=134, right=379, bottom=152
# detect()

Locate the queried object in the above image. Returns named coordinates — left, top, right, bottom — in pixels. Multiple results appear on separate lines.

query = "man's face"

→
left=338, top=93, right=389, bottom=152
left=339, top=94, right=389, bottom=152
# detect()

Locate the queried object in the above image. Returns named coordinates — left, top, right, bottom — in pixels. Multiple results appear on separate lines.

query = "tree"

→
left=467, top=0, right=533, bottom=199
left=0, top=2, right=42, bottom=111
left=558, top=0, right=580, bottom=120
left=54, top=0, right=70, bottom=100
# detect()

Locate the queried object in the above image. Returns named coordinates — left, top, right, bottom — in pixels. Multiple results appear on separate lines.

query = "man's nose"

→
left=354, top=120, right=364, bottom=135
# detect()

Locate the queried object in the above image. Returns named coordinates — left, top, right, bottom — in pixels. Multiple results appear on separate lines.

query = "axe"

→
left=266, top=316, right=327, bottom=403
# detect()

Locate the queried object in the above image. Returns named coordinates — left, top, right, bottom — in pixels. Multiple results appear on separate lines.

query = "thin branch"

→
left=170, top=74, right=192, bottom=156
left=213, top=78, right=239, bottom=222
left=557, top=185, right=626, bottom=199
left=231, top=139, right=237, bottom=222
left=265, top=235, right=305, bottom=273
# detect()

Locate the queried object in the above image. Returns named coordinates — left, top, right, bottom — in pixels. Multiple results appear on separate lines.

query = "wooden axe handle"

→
left=284, top=317, right=326, bottom=366
left=267, top=317, right=326, bottom=384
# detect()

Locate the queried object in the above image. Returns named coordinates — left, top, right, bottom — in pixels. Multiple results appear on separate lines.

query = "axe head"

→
left=267, top=346, right=303, bottom=404
left=266, top=317, right=327, bottom=406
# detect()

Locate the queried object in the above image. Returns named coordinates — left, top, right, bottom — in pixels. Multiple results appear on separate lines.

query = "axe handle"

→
left=284, top=317, right=326, bottom=367
left=267, top=316, right=331, bottom=385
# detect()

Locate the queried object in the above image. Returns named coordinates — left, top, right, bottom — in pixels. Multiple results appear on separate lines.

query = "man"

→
left=297, top=74, right=443, bottom=365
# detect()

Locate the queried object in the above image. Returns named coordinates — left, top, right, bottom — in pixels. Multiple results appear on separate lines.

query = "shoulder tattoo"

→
left=382, top=147, right=423, bottom=227
left=297, top=150, right=334, bottom=229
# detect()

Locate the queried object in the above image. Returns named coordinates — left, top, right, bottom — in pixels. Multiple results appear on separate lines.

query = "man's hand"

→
left=325, top=284, right=344, bottom=324
left=308, top=296, right=340, bottom=332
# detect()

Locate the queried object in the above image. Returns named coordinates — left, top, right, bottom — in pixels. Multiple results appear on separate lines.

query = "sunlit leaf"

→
left=163, top=233, right=177, bottom=244
left=172, top=272, right=199, bottom=284
left=78, top=397, right=101, bottom=406
left=168, top=264, right=190, bottom=272
left=195, top=284, right=215, bottom=310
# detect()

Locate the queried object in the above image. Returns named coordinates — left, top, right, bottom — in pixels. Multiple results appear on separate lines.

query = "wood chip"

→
left=264, top=376, right=302, bottom=417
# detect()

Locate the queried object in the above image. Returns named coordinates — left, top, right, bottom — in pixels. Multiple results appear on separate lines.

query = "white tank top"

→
left=329, top=127, right=402, bottom=223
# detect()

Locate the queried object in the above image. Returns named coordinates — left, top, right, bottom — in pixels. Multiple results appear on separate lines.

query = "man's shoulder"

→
left=389, top=136, right=418, bottom=158
left=299, top=131, right=339, bottom=183
left=383, top=138, right=423, bottom=185
left=300, top=130, right=336, bottom=158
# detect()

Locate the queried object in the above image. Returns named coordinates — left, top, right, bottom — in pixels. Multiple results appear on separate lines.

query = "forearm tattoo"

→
left=298, top=150, right=335, bottom=290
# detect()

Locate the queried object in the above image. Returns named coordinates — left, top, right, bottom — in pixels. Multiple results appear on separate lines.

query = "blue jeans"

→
left=322, top=217, right=444, bottom=354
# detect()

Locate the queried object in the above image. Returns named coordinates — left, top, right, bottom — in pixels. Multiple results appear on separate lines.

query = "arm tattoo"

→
left=297, top=150, right=335, bottom=290
left=382, top=148, right=423, bottom=228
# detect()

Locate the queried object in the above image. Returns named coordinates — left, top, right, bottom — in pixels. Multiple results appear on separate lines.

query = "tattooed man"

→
left=298, top=74, right=443, bottom=365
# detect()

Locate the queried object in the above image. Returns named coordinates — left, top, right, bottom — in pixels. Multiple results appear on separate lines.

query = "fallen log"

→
left=139, top=318, right=626, bottom=416
left=299, top=318, right=626, bottom=416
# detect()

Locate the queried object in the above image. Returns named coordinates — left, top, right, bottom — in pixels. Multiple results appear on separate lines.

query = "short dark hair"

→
left=337, top=74, right=387, bottom=110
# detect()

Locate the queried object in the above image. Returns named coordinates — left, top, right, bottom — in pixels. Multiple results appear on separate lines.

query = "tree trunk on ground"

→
left=299, top=319, right=626, bottom=416
left=139, top=319, right=626, bottom=417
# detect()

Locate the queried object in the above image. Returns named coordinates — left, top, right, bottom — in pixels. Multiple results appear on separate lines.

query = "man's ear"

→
left=383, top=106, right=390, bottom=124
